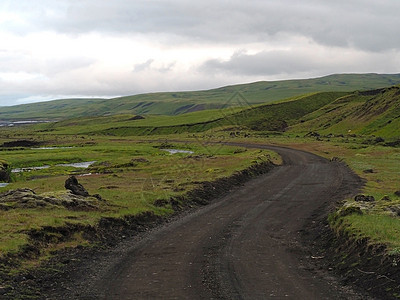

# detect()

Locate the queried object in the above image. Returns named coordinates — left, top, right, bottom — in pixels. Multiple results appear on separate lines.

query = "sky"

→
left=1, top=0, right=400, bottom=107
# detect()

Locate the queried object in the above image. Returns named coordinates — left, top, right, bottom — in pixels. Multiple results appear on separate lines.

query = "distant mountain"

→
left=1, top=73, right=400, bottom=121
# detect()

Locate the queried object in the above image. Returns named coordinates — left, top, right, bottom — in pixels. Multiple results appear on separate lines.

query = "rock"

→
left=92, top=193, right=103, bottom=201
left=375, top=137, right=385, bottom=143
left=154, top=199, right=169, bottom=207
left=354, top=194, right=375, bottom=202
left=385, top=140, right=400, bottom=147
left=395, top=190, right=400, bottom=197
left=129, top=115, right=145, bottom=120
left=0, top=160, right=10, bottom=182
left=363, top=169, right=374, bottom=174
left=381, top=195, right=391, bottom=201
left=330, top=157, right=343, bottom=162
left=131, top=158, right=150, bottom=163
left=385, top=205, right=400, bottom=217
left=65, top=176, right=89, bottom=197
left=0, top=188, right=105, bottom=211
left=338, top=205, right=363, bottom=217
left=305, top=131, right=320, bottom=138
left=0, top=188, right=54, bottom=210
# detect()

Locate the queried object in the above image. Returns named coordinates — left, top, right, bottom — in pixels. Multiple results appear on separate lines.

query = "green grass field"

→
left=0, top=137, right=280, bottom=258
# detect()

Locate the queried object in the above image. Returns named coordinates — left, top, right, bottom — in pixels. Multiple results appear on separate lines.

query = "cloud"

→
left=3, top=0, right=400, bottom=51
left=200, top=46, right=398, bottom=78
left=3, top=0, right=398, bottom=51
left=0, top=0, right=400, bottom=106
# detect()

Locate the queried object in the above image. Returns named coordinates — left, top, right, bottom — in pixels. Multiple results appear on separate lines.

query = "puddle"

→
left=0, top=183, right=9, bottom=187
left=162, top=149, right=194, bottom=154
left=11, top=161, right=96, bottom=173
left=12, top=165, right=50, bottom=173
left=57, top=161, right=96, bottom=168
left=32, top=147, right=74, bottom=150
left=78, top=173, right=99, bottom=177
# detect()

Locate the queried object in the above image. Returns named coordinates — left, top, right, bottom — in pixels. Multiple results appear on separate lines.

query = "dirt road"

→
left=62, top=145, right=367, bottom=299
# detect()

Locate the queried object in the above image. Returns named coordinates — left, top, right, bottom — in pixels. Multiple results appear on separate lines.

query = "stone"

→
left=65, top=176, right=89, bottom=197
left=0, top=160, right=10, bottom=182
left=354, top=194, right=375, bottom=202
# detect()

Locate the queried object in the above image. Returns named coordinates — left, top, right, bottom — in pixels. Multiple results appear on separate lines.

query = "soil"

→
left=0, top=144, right=386, bottom=299
left=1, top=140, right=42, bottom=148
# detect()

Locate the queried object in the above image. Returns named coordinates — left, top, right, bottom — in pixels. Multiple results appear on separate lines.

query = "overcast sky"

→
left=1, top=0, right=400, bottom=106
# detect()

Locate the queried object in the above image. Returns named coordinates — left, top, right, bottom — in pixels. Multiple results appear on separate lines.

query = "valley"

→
left=0, top=74, right=400, bottom=299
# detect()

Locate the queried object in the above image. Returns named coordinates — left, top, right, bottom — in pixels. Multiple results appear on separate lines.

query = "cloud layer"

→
left=1, top=0, right=400, bottom=106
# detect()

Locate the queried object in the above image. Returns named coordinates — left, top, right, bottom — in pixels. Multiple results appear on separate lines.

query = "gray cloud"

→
left=200, top=48, right=397, bottom=77
left=5, top=0, right=400, bottom=52
left=1, top=0, right=400, bottom=106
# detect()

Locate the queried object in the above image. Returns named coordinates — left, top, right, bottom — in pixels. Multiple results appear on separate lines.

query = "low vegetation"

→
left=0, top=136, right=280, bottom=264
left=0, top=77, right=400, bottom=298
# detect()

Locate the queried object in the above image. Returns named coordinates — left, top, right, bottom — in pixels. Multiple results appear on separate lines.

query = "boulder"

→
left=330, top=157, right=343, bottom=162
left=129, top=115, right=145, bottom=120
left=65, top=176, right=89, bottom=197
left=0, top=160, right=10, bottom=182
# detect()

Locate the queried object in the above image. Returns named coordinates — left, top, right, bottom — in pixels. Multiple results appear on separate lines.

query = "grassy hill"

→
left=1, top=73, right=400, bottom=120
left=30, top=85, right=400, bottom=140
left=290, top=86, right=400, bottom=138
left=30, top=92, right=347, bottom=136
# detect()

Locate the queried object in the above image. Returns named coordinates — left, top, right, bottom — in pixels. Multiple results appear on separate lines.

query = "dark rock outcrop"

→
left=65, top=176, right=89, bottom=197
left=0, top=160, right=10, bottom=182
left=129, top=115, right=145, bottom=120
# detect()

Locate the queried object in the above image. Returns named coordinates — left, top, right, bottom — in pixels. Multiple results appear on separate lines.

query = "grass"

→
left=16, top=91, right=347, bottom=137
left=290, top=86, right=400, bottom=138
left=332, top=214, right=400, bottom=249
left=0, top=137, right=280, bottom=258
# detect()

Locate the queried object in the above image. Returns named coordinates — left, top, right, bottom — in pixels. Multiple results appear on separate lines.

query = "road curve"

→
left=88, top=144, right=364, bottom=299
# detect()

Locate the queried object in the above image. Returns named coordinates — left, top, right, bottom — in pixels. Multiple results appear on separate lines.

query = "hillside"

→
left=29, top=85, right=400, bottom=141
left=1, top=73, right=400, bottom=120
left=30, top=92, right=347, bottom=136
left=290, top=86, right=400, bottom=138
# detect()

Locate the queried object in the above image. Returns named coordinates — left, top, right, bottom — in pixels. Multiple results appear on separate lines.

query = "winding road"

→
left=68, top=144, right=366, bottom=299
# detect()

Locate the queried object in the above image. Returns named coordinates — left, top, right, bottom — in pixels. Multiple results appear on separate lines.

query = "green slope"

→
left=7, top=85, right=400, bottom=140
left=1, top=73, right=400, bottom=120
left=32, top=92, right=348, bottom=136
left=290, top=86, right=400, bottom=138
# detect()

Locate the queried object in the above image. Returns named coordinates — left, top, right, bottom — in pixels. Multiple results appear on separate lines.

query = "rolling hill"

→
left=1, top=73, right=400, bottom=121
left=290, top=86, right=400, bottom=138
left=30, top=86, right=400, bottom=140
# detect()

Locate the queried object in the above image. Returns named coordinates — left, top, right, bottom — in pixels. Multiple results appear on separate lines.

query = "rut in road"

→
left=83, top=145, right=365, bottom=299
